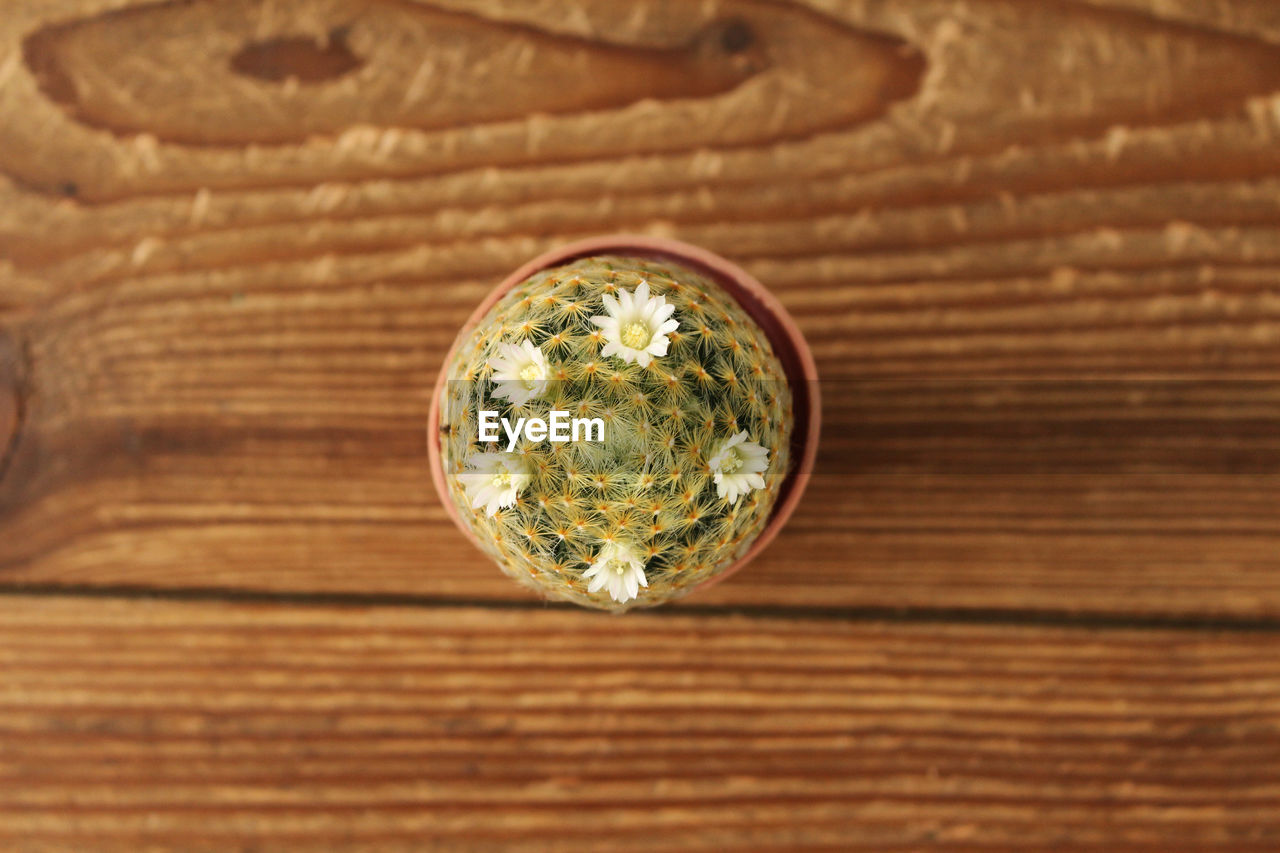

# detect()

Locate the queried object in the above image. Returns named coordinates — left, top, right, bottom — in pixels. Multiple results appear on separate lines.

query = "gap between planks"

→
left=2, top=582, right=1279, bottom=634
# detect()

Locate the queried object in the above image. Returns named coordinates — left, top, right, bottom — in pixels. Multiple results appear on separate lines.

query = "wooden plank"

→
left=0, top=595, right=1277, bottom=851
left=4, top=0, right=1280, bottom=614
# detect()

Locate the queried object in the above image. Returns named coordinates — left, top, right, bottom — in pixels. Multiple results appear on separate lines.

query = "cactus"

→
left=439, top=254, right=793, bottom=611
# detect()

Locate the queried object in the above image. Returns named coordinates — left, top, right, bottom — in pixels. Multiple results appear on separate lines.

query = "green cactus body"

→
left=440, top=254, right=793, bottom=611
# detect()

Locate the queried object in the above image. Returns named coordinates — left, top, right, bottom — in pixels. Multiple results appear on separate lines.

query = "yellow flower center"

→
left=613, top=563, right=626, bottom=576
left=719, top=448, right=744, bottom=475
left=490, top=468, right=513, bottom=488
left=620, top=321, right=651, bottom=350
left=518, top=363, right=542, bottom=384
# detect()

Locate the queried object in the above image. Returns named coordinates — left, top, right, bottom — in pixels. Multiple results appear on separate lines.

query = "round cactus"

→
left=439, top=254, right=793, bottom=611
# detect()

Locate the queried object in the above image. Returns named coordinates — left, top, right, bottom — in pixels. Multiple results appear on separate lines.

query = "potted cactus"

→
left=428, top=236, right=818, bottom=611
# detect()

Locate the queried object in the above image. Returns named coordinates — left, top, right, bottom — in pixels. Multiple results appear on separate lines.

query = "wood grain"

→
left=3, top=0, right=1280, bottom=617
left=0, top=594, right=1276, bottom=851
left=5, top=2, right=1280, bottom=848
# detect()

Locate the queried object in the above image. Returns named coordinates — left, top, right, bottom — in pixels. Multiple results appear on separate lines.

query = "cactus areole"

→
left=429, top=236, right=818, bottom=612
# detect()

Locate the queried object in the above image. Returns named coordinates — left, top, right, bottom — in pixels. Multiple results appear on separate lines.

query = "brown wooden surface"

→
left=5, top=0, right=1280, bottom=616
left=2, top=0, right=1280, bottom=848
left=2, top=596, right=1279, bottom=852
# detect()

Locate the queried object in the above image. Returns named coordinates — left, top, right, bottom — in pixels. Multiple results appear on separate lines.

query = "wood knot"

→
left=717, top=18, right=755, bottom=54
left=230, top=26, right=364, bottom=84
left=692, top=17, right=768, bottom=76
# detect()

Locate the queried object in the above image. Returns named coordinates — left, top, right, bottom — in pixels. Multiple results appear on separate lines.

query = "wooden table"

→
left=3, top=0, right=1280, bottom=849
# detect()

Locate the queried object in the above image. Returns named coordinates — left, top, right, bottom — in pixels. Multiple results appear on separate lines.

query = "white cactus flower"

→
left=590, top=279, right=679, bottom=368
left=708, top=431, right=769, bottom=504
left=583, top=542, right=648, bottom=603
left=489, top=340, right=549, bottom=405
left=460, top=451, right=533, bottom=517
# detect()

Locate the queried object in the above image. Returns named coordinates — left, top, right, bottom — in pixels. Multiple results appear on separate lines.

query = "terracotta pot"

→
left=428, top=235, right=820, bottom=597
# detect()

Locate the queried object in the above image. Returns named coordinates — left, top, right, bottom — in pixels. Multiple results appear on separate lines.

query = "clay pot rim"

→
left=427, top=234, right=821, bottom=598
